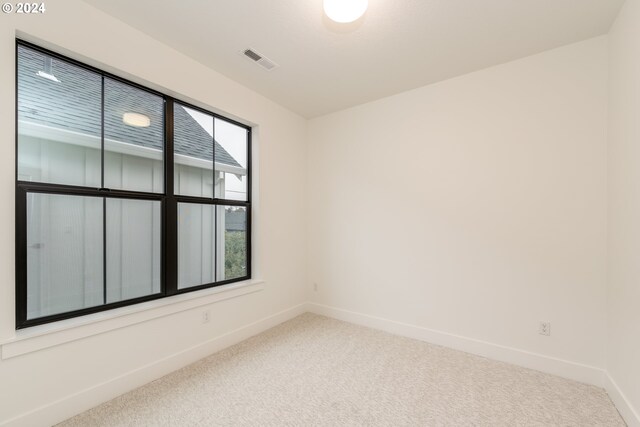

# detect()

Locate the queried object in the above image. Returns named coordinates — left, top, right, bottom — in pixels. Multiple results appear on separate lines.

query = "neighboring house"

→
left=17, top=46, right=247, bottom=319
left=17, top=46, right=245, bottom=191
left=225, top=210, right=247, bottom=232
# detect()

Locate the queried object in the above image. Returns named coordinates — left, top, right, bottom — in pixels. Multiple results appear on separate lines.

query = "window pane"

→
left=106, top=199, right=161, bottom=303
left=217, top=206, right=247, bottom=281
left=214, top=119, right=248, bottom=201
left=17, top=45, right=102, bottom=187
left=26, top=193, right=103, bottom=320
left=104, top=78, right=164, bottom=193
left=174, top=104, right=214, bottom=198
left=178, top=203, right=215, bottom=289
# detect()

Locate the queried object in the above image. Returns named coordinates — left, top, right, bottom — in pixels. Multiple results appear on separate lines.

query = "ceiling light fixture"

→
left=123, top=112, right=150, bottom=127
left=323, top=0, right=368, bottom=23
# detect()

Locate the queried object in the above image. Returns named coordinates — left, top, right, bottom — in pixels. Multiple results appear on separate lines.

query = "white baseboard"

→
left=605, top=373, right=640, bottom=427
left=0, top=303, right=308, bottom=427
left=307, top=303, right=605, bottom=387
left=5, top=302, right=635, bottom=427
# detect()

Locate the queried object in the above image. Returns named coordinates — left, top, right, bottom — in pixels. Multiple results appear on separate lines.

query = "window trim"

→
left=2, top=279, right=265, bottom=360
left=15, top=39, right=252, bottom=329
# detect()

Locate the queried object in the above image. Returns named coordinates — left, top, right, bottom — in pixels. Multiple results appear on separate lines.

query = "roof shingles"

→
left=18, top=45, right=241, bottom=168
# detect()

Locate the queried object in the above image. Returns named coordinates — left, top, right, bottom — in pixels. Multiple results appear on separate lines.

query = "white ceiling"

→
left=82, top=0, right=624, bottom=118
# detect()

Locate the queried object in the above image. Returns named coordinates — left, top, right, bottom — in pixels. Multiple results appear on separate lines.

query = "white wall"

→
left=607, top=0, right=640, bottom=422
left=308, top=37, right=608, bottom=373
left=0, top=1, right=307, bottom=425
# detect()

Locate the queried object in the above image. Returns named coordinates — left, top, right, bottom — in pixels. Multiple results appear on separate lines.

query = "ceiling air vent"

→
left=242, top=48, right=279, bottom=71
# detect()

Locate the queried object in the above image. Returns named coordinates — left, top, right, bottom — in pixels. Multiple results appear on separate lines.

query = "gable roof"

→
left=17, top=45, right=242, bottom=169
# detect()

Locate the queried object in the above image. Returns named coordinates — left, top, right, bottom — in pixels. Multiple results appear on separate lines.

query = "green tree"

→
left=225, top=231, right=246, bottom=279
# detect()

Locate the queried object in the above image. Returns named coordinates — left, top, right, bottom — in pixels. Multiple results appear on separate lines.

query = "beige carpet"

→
left=58, top=313, right=624, bottom=426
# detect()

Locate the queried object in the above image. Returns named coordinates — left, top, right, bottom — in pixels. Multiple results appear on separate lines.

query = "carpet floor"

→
left=58, top=313, right=625, bottom=426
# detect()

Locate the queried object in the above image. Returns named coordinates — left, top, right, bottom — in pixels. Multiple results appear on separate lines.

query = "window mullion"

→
left=212, top=118, right=217, bottom=284
left=247, top=129, right=252, bottom=278
left=101, top=76, right=107, bottom=306
left=101, top=76, right=105, bottom=189
left=165, top=98, right=178, bottom=296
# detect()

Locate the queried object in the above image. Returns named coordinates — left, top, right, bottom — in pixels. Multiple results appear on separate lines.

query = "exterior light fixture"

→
left=323, top=0, right=368, bottom=23
left=123, top=112, right=151, bottom=127
left=36, top=57, right=60, bottom=82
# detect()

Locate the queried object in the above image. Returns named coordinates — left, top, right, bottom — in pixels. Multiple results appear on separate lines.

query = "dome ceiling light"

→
left=323, top=0, right=368, bottom=23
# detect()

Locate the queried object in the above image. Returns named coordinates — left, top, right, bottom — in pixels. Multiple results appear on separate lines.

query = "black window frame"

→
left=15, top=40, right=252, bottom=329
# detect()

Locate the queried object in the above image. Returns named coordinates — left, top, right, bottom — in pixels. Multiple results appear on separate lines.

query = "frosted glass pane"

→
left=17, top=45, right=102, bottom=187
left=178, top=203, right=216, bottom=289
left=217, top=206, right=247, bottom=281
left=214, top=119, right=248, bottom=201
left=104, top=78, right=164, bottom=193
left=106, top=199, right=161, bottom=303
left=26, top=193, right=103, bottom=320
left=174, top=104, right=214, bottom=198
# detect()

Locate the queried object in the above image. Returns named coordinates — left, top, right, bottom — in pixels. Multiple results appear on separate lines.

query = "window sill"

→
left=1, top=279, right=264, bottom=360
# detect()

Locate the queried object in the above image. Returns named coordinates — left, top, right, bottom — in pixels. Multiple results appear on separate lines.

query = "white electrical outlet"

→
left=539, top=322, right=551, bottom=336
left=313, top=283, right=318, bottom=292
left=202, top=310, right=210, bottom=324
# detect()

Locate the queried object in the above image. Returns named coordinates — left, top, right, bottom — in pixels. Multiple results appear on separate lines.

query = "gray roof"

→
left=17, top=45, right=242, bottom=168
left=225, top=209, right=247, bottom=232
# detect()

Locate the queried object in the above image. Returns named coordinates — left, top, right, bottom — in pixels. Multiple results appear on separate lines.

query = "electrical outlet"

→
left=202, top=310, right=210, bottom=324
left=539, top=321, right=551, bottom=336
left=313, top=283, right=318, bottom=292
